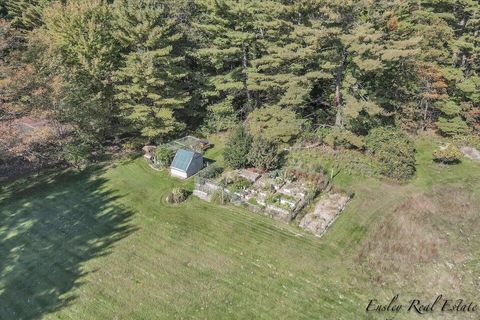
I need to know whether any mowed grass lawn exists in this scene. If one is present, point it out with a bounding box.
[1,136,480,319]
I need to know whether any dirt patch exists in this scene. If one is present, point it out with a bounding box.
[460,146,480,161]
[299,192,350,236]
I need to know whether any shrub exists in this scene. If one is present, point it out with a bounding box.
[63,137,95,169]
[298,125,316,143]
[227,177,252,192]
[315,127,332,144]
[154,146,174,168]
[451,134,480,150]
[436,116,470,136]
[365,127,416,180]
[122,137,145,151]
[198,164,224,179]
[210,189,230,205]
[247,137,280,171]
[266,169,282,179]
[433,144,462,164]
[324,128,364,149]
[165,188,188,204]
[223,126,252,169]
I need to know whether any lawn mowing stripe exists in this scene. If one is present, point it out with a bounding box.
[91,226,352,318]
[71,228,326,318]
[0,158,375,319]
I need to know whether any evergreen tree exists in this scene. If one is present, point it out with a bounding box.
[247,105,304,143]
[0,0,7,18]
[247,136,280,171]
[194,0,255,118]
[113,0,189,142]
[6,0,53,30]
[194,0,295,122]
[404,0,479,132]
[223,126,252,169]
[3,0,480,150]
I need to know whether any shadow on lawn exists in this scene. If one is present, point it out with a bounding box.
[0,165,137,319]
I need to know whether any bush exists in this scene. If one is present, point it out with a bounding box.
[451,134,480,150]
[433,144,462,164]
[266,169,282,179]
[247,137,280,171]
[63,137,95,169]
[324,128,364,149]
[227,177,252,192]
[315,127,332,144]
[198,164,224,179]
[223,126,252,169]
[365,127,416,180]
[122,137,145,151]
[154,146,174,168]
[165,188,188,204]
[210,190,230,205]
[436,116,470,136]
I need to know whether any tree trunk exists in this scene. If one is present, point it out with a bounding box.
[242,43,252,113]
[334,52,347,128]
[422,100,429,131]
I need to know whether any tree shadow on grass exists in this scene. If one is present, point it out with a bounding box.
[0,165,137,319]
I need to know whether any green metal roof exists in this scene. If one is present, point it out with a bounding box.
[170,149,195,171]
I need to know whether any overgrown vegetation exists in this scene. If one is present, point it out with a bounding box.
[226,177,252,193]
[365,128,416,180]
[432,144,462,164]
[154,146,174,168]
[197,163,223,179]
[165,187,188,204]
[210,189,230,205]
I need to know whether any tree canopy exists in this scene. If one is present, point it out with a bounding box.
[0,0,478,152]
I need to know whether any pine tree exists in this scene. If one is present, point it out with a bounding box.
[292,0,420,133]
[247,105,304,144]
[194,0,296,122]
[194,0,258,118]
[223,126,252,169]
[113,0,189,142]
[0,0,7,18]
[6,0,53,30]
[403,0,479,132]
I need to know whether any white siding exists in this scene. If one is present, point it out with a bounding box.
[170,168,188,179]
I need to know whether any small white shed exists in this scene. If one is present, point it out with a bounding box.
[170,149,204,179]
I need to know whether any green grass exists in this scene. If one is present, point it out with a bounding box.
[1,135,480,319]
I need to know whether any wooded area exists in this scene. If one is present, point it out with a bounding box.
[0,0,478,176]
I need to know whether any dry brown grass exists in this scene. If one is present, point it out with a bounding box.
[357,194,443,282]
[357,183,480,297]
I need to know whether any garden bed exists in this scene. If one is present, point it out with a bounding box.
[194,167,330,223]
[299,192,351,236]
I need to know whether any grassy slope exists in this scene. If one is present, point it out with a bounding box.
[0,135,479,319]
